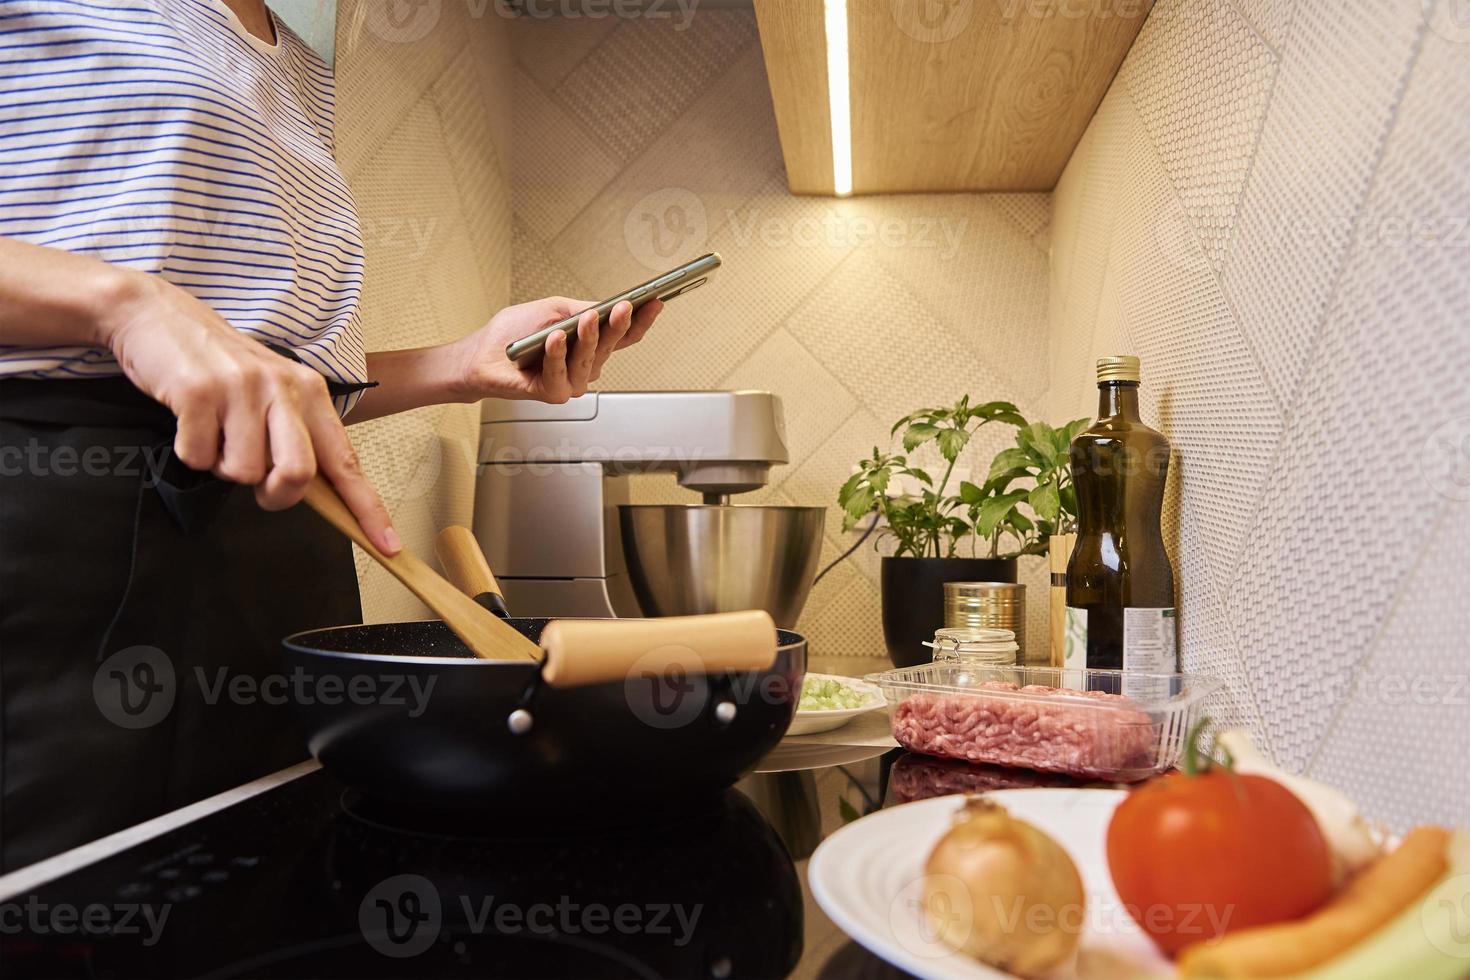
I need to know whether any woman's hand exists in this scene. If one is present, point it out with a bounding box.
[100,271,400,554]
[450,295,662,404]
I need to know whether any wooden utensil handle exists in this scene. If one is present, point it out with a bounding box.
[303,472,382,557]
[301,474,539,661]
[436,525,511,618]
[540,610,778,688]
[435,526,500,598]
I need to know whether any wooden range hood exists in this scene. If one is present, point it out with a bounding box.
[753,0,1152,195]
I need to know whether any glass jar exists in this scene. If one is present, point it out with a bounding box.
[926,627,1019,666]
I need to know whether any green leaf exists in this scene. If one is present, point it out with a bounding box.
[837,471,865,506]
[842,486,875,525]
[1018,422,1059,465]
[1029,482,1061,523]
[905,467,934,486]
[976,489,1028,538]
[901,422,940,452]
[986,447,1033,484]
[1059,484,1077,519]
[1009,510,1034,534]
[975,400,1027,427]
[1064,418,1090,443]
[936,426,970,461]
[958,480,986,505]
[868,466,890,495]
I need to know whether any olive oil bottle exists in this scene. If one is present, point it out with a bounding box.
[1064,356,1177,687]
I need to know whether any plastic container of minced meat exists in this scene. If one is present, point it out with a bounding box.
[864,664,1220,782]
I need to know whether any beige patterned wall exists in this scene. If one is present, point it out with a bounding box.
[1048,0,1469,828]
[331,1,514,622]
[507,9,1055,666]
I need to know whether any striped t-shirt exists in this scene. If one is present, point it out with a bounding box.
[0,0,367,403]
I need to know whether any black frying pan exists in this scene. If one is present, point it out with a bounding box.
[282,522,806,814]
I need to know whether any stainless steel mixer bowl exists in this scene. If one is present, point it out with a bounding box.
[619,505,826,628]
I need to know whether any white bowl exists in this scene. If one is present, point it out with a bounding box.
[788,673,886,735]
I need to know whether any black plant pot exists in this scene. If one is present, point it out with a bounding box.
[880,556,1019,668]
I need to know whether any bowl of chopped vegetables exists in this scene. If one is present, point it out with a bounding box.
[788,673,886,735]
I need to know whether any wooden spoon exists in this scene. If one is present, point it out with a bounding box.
[302,474,540,661]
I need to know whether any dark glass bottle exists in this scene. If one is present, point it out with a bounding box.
[1064,356,1177,687]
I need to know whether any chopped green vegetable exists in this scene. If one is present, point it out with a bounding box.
[798,677,872,711]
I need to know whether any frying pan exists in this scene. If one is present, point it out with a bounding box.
[282,521,807,814]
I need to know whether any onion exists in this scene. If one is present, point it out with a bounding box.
[923,796,1085,977]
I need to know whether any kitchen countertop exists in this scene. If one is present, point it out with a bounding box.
[0,718,1107,979]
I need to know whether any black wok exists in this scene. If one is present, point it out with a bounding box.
[282,618,805,814]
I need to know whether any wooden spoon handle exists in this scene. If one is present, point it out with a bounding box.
[301,475,538,661]
[435,525,510,618]
[540,610,778,688]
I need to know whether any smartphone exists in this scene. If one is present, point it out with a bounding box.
[505,252,722,366]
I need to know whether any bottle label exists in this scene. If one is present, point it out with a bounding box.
[1063,607,1088,687]
[1123,607,1177,700]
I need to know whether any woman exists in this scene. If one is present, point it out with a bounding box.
[0,0,662,870]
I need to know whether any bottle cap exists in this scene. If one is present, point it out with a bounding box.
[1097,355,1141,384]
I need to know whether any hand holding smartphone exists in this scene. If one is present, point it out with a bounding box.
[506,253,722,366]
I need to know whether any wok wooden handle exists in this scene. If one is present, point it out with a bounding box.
[435,525,510,618]
[539,610,778,688]
[302,475,539,661]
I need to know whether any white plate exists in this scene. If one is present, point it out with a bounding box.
[808,789,1172,980]
[789,673,886,735]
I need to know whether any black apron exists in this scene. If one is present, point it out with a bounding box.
[0,377,362,872]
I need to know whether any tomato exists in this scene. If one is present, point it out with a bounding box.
[1107,769,1334,955]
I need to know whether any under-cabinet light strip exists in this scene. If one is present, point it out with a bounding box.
[824,0,852,196]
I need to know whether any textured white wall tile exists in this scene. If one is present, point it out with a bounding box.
[434,46,513,303]
[511,67,623,243]
[1220,0,1425,408]
[335,0,480,166]
[1049,0,1467,824]
[861,195,1051,405]
[552,15,760,164]
[509,13,621,91]
[1229,15,1470,778]
[1121,0,1277,271]
[509,221,593,305]
[1307,501,1469,830]
[335,4,512,623]
[1227,0,1296,50]
[547,42,783,290]
[720,329,857,470]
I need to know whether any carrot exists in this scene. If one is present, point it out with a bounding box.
[1176,825,1452,979]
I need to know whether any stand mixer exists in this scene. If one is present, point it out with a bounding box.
[473,391,825,628]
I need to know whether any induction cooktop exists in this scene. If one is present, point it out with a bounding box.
[0,768,804,979]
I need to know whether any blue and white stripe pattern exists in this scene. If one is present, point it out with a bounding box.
[0,0,367,403]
